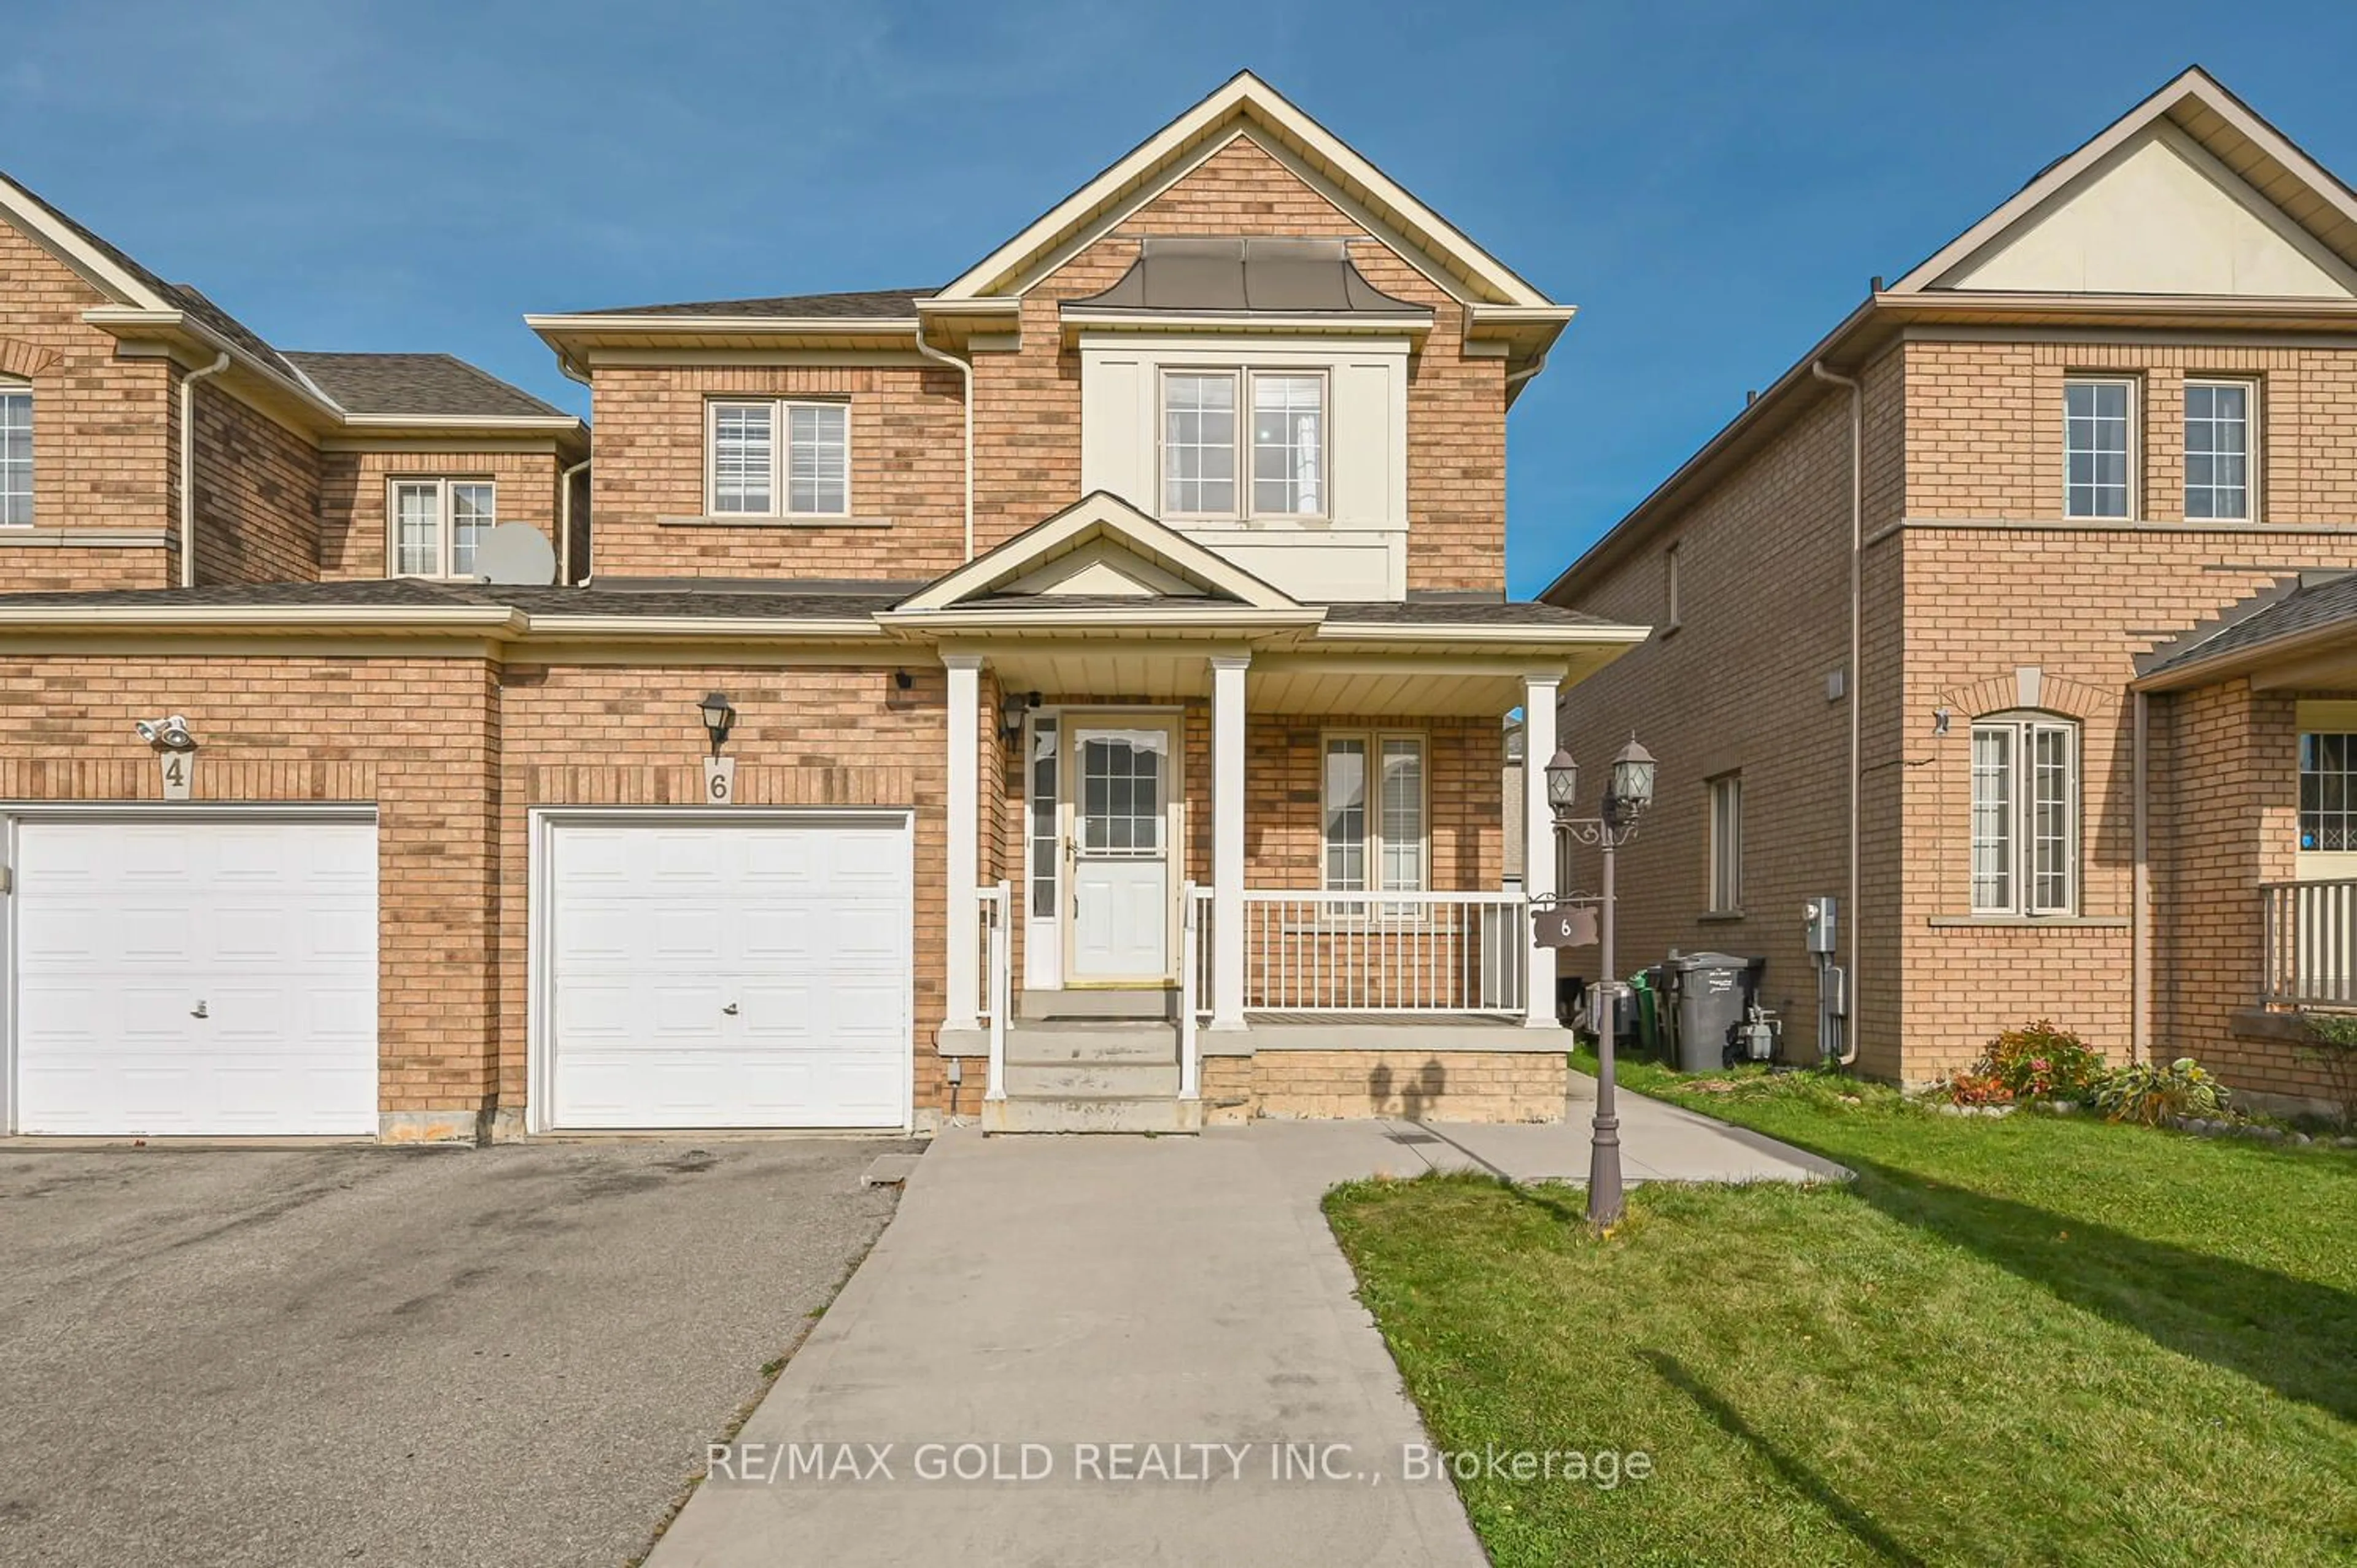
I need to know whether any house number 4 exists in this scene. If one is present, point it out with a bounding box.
[160,751,195,801]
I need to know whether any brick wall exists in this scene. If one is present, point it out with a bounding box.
[0,651,503,1115]
[1212,1050,1565,1121]
[972,134,1509,591]
[180,375,320,584]
[1554,347,1906,1071]
[320,449,566,579]
[586,363,965,579]
[0,218,178,590]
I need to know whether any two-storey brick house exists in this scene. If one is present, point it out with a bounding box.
[1542,68,2357,1112]
[0,74,1641,1140]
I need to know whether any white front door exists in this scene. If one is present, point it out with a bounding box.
[11,814,380,1136]
[1066,724,1175,983]
[546,816,911,1130]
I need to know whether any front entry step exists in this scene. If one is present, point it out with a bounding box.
[981,1095,1204,1135]
[1017,988,1174,1022]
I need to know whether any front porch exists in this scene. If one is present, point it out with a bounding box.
[885,492,1643,1130]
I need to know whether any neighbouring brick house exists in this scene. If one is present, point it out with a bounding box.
[0,74,1641,1141]
[1542,67,2357,1112]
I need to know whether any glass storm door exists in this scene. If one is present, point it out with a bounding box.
[1066,724,1174,982]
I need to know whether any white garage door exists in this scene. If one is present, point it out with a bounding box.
[11,816,379,1136]
[546,816,911,1129]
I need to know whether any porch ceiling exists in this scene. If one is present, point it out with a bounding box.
[1248,663,1528,716]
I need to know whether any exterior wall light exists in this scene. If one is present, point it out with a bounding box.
[1001,690,1039,740]
[698,692,737,755]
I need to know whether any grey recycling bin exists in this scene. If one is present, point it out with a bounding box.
[1662,952,1753,1073]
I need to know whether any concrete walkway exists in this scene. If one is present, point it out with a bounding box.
[648,1084,1837,1567]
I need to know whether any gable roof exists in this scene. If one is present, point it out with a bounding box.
[930,71,1560,311]
[0,164,579,439]
[894,491,1304,614]
[281,352,570,420]
[1890,66,2357,295]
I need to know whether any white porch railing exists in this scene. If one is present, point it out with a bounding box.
[1180,882,1210,1097]
[2262,878,2357,1007]
[1239,890,1528,1014]
[975,882,1011,1101]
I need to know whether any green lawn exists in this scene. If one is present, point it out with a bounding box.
[1324,1057,2357,1567]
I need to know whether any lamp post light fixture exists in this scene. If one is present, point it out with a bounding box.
[1546,734,1656,1227]
[697,692,737,756]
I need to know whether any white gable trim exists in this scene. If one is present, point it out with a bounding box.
[1892,67,2357,296]
[932,72,1555,310]
[0,173,172,309]
[896,491,1302,613]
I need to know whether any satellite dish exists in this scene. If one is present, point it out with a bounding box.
[474,522,557,586]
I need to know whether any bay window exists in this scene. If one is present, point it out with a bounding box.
[1161,369,1325,520]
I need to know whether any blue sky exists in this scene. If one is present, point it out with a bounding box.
[4,1,2353,593]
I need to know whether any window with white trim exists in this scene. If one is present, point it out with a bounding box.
[1707,773,1741,913]
[708,399,848,517]
[390,477,495,578]
[0,382,29,526]
[2184,379,2254,521]
[1323,732,1426,902]
[2064,377,2134,519]
[1161,369,1325,520]
[2298,731,2357,851]
[1970,714,2076,915]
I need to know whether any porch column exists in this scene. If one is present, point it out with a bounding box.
[943,652,983,1032]
[1210,654,1249,1029]
[1523,672,1562,1029]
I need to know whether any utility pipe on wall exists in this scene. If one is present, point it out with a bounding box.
[1812,359,1863,1065]
[178,351,232,589]
[913,325,975,562]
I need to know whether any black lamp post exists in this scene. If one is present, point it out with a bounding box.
[1546,735,1656,1227]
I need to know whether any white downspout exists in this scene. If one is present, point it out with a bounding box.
[178,352,231,589]
[1813,360,1863,1065]
[558,457,590,585]
[913,324,975,562]
[2132,689,2150,1064]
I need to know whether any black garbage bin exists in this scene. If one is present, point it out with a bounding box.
[1662,952,1754,1073]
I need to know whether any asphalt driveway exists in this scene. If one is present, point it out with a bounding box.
[0,1138,910,1567]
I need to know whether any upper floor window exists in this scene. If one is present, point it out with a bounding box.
[2064,377,2134,519]
[0,383,29,526]
[1161,369,1325,521]
[2185,379,2254,521]
[392,478,495,578]
[708,399,848,517]
[1971,714,2077,916]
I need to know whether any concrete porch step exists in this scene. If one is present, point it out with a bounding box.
[1003,1021,1177,1064]
[981,1095,1204,1135]
[1016,988,1174,1022]
[1003,1059,1181,1097]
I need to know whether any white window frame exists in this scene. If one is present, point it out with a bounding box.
[704,398,851,519]
[1322,730,1428,917]
[1706,773,1741,914]
[1970,713,2078,916]
[1158,367,1329,524]
[2183,377,2258,523]
[387,476,497,579]
[2063,376,2137,520]
[0,377,29,527]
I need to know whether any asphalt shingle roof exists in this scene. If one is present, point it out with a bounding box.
[1322,600,1624,627]
[0,579,902,620]
[281,353,569,419]
[2139,572,2357,679]
[573,288,937,319]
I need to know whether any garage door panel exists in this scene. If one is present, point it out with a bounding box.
[548,817,910,1130]
[13,817,379,1137]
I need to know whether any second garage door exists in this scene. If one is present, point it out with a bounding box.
[546,816,911,1130]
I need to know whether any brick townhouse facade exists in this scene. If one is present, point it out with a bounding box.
[1543,68,2357,1111]
[0,74,1644,1141]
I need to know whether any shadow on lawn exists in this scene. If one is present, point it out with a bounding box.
[1639,1351,1928,1568]
[1839,1152,2357,1423]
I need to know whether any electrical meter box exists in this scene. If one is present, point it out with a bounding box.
[1804,897,1838,956]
